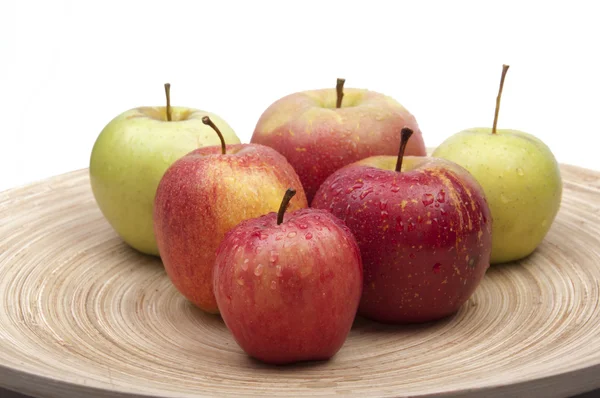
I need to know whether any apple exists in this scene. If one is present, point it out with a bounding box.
[250,78,427,203]
[213,188,363,364]
[90,83,240,256]
[154,117,308,313]
[432,65,563,263]
[312,128,492,324]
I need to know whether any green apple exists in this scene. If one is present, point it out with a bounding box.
[432,65,562,264]
[89,83,240,256]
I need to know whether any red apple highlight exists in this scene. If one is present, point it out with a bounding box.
[154,117,308,314]
[214,188,363,365]
[312,128,492,324]
[250,78,427,203]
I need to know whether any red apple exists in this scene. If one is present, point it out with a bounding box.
[250,78,427,203]
[312,128,492,324]
[213,188,363,365]
[154,117,308,314]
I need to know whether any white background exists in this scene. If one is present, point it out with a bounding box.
[1,0,599,192]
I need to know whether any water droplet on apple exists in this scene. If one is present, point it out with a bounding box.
[409,252,416,259]
[241,259,249,271]
[255,246,263,254]
[275,234,283,241]
[517,167,524,176]
[298,223,308,229]
[360,188,374,199]
[237,278,245,286]
[381,210,389,220]
[352,182,364,190]
[254,264,264,276]
[433,263,441,274]
[440,208,447,216]
[287,231,297,238]
[395,217,404,232]
[437,190,446,203]
[408,221,416,232]
[391,186,400,193]
[422,193,435,207]
[270,280,277,290]
[269,250,279,263]
[276,265,283,277]
[259,233,268,240]
[330,183,339,190]
[379,199,388,210]
[305,232,313,240]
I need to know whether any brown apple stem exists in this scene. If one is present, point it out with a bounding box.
[202,116,226,154]
[492,64,510,134]
[336,78,345,108]
[395,127,414,172]
[164,83,172,121]
[277,188,296,225]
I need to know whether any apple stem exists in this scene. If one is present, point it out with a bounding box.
[395,127,414,172]
[336,78,345,108]
[164,83,172,122]
[492,64,510,135]
[277,188,296,225]
[202,116,227,155]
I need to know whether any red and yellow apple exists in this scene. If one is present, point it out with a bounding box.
[250,79,427,203]
[312,128,492,323]
[214,189,363,364]
[154,118,308,314]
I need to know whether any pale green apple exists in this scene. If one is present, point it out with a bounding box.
[432,128,562,264]
[89,105,240,256]
[433,65,563,264]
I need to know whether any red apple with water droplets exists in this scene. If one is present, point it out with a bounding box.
[250,78,427,203]
[214,189,363,364]
[312,128,492,323]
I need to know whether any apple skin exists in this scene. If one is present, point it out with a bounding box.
[213,207,363,365]
[250,88,427,203]
[432,128,562,264]
[154,144,308,314]
[90,106,240,256]
[312,155,492,324]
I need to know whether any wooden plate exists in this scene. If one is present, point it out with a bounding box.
[1,165,599,398]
